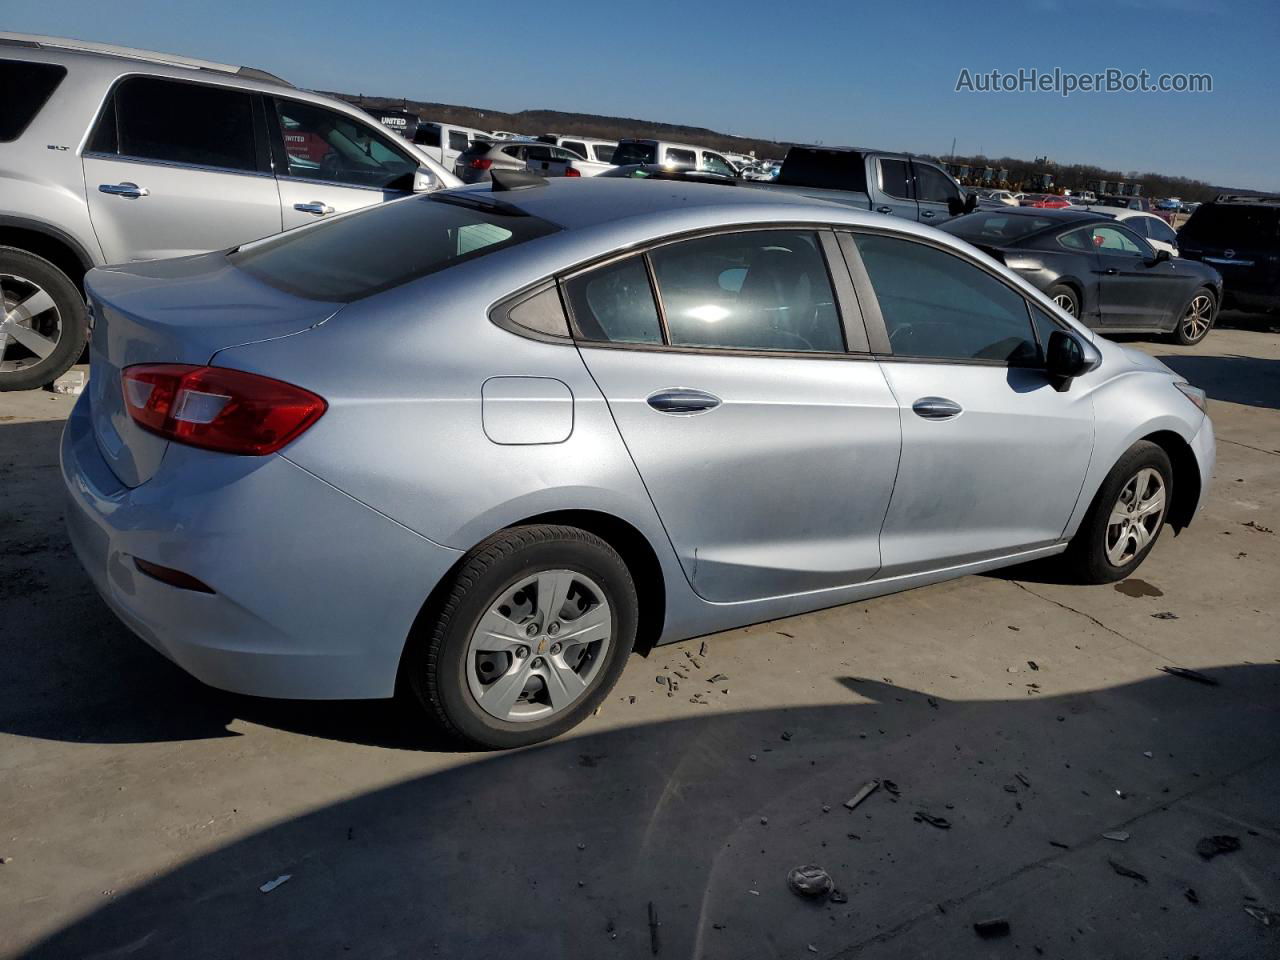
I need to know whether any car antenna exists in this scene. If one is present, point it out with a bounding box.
[491,169,548,192]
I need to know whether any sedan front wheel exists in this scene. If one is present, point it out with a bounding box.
[1175,289,1216,345]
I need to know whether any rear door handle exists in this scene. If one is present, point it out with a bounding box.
[876,206,893,214]
[921,210,936,218]
[912,396,963,420]
[99,182,148,199]
[294,201,335,215]
[647,388,721,415]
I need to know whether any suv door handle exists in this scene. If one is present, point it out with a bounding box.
[647,388,721,415]
[294,201,335,215]
[99,182,148,199]
[876,206,893,214]
[912,396,963,420]
[921,210,936,218]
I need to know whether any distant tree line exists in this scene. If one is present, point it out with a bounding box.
[332,92,1269,200]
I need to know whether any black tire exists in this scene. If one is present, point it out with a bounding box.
[1046,283,1080,319]
[0,246,87,392]
[1063,441,1173,584]
[1172,287,1216,345]
[403,524,638,749]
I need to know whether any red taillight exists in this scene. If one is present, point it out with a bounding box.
[564,166,581,178]
[469,156,493,170]
[121,364,327,456]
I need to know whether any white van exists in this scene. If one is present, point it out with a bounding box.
[611,139,736,176]
[538,135,618,164]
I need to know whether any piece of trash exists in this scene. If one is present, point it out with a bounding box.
[1184,888,1199,905]
[1244,904,1278,926]
[1142,751,1152,758]
[787,864,834,898]
[829,888,848,904]
[973,918,1011,939]
[1048,840,1069,849]
[689,694,708,705]
[707,673,729,683]
[673,669,687,679]
[655,676,667,686]
[1016,773,1031,788]
[577,842,586,850]
[927,697,938,709]
[1107,859,1147,884]
[778,631,794,638]
[1195,835,1241,860]
[259,874,292,893]
[648,900,660,955]
[684,652,701,669]
[1115,789,1127,799]
[760,817,768,825]
[913,811,951,829]
[628,696,636,704]
[1027,660,1039,671]
[0,856,13,864]
[698,641,707,657]
[1151,611,1179,620]
[1008,625,1020,631]
[749,754,758,762]
[49,370,86,396]
[1242,520,1273,534]
[1003,784,1019,794]
[781,731,792,741]
[821,804,831,813]
[882,779,901,797]
[1159,666,1219,685]
[1103,831,1130,842]
[748,889,760,896]
[807,945,818,954]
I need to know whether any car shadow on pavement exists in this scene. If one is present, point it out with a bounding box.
[1154,353,1280,411]
[18,664,1280,960]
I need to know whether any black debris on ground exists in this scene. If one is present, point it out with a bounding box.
[1107,858,1148,884]
[973,918,1011,939]
[1185,888,1200,905]
[1151,611,1180,620]
[1195,835,1241,860]
[786,864,834,899]
[647,901,660,955]
[913,811,951,829]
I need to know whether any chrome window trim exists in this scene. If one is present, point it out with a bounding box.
[81,150,276,179]
[274,173,400,194]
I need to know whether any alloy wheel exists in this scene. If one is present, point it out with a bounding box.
[1053,292,1077,316]
[1105,468,1167,566]
[465,569,612,722]
[1181,294,1214,342]
[0,274,62,373]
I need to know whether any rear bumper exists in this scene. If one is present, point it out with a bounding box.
[61,393,463,700]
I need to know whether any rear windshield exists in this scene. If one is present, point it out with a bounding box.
[612,142,657,165]
[776,149,868,192]
[230,195,559,301]
[942,212,1057,243]
[0,60,67,142]
[1180,204,1280,247]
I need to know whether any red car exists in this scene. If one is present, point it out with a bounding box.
[1022,194,1071,208]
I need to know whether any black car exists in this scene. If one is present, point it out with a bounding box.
[941,208,1223,344]
[1177,196,1280,313]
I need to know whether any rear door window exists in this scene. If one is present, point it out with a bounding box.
[612,141,657,165]
[664,148,697,168]
[0,60,67,142]
[879,159,913,199]
[93,76,259,172]
[230,194,559,301]
[413,123,442,148]
[701,152,734,176]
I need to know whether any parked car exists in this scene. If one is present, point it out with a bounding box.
[738,161,780,181]
[1098,209,1181,257]
[1023,194,1071,209]
[1098,194,1158,215]
[1177,195,1280,312]
[611,139,737,176]
[62,174,1214,748]
[1156,198,1183,211]
[942,208,1222,343]
[744,145,977,224]
[537,135,618,164]
[413,121,493,171]
[455,141,610,183]
[986,190,1019,207]
[0,32,459,391]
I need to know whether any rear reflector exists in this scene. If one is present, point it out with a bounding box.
[134,557,215,593]
[122,364,326,455]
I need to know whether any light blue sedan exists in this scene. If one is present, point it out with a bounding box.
[62,173,1214,748]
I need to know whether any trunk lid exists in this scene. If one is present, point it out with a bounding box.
[86,251,340,488]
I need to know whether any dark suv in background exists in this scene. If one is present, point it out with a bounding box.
[1178,196,1280,312]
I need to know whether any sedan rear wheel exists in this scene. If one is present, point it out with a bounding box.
[1046,283,1079,319]
[404,524,637,749]
[1063,441,1172,583]
[1175,289,1216,345]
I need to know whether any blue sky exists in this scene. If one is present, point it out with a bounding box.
[9,0,1278,190]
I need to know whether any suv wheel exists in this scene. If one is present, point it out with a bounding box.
[1063,441,1172,584]
[403,525,638,749]
[0,247,87,392]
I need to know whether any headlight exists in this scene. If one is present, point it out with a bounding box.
[1174,381,1207,412]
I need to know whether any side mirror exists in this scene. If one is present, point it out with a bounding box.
[1045,330,1100,390]
[1149,248,1171,265]
[413,166,439,193]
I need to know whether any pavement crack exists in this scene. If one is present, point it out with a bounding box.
[1217,436,1280,457]
[1008,580,1171,663]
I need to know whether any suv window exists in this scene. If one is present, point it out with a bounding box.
[562,141,587,159]
[701,152,734,176]
[274,99,416,189]
[230,194,559,301]
[914,164,960,204]
[448,130,471,152]
[664,148,696,168]
[650,231,845,353]
[879,159,913,200]
[91,77,258,172]
[0,60,67,142]
[854,234,1038,363]
[592,144,615,162]
[1180,204,1280,247]
[776,148,868,191]
[1148,218,1177,244]
[414,123,442,148]
[613,141,657,165]
[565,256,662,344]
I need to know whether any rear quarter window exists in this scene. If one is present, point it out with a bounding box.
[0,60,67,142]
[229,195,559,301]
[612,142,657,165]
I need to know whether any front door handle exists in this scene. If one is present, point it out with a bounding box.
[99,182,148,199]
[647,388,721,415]
[1105,267,1118,275]
[294,201,335,215]
[876,205,893,214]
[912,396,963,420]
[921,210,936,218]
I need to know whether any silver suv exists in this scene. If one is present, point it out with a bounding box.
[0,33,459,391]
